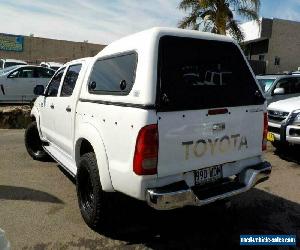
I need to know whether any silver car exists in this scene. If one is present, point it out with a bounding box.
[256,74,300,105]
[0,65,55,103]
[0,59,27,69]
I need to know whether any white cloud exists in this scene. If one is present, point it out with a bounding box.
[0,0,185,44]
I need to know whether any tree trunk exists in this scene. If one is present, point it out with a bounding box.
[215,0,227,35]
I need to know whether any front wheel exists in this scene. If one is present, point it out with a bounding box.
[24,121,48,161]
[76,152,110,229]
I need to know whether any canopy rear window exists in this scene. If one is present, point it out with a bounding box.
[157,36,264,111]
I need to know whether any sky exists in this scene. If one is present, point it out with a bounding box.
[0,0,300,45]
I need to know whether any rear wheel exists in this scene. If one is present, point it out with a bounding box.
[24,121,48,161]
[76,152,110,229]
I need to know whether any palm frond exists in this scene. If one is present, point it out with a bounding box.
[228,19,245,42]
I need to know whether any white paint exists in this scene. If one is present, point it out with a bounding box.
[31,27,266,203]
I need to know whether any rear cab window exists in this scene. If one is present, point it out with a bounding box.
[157,36,265,111]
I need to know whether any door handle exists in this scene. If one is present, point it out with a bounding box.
[66,106,71,112]
[50,104,54,109]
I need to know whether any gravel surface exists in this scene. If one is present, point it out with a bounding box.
[0,129,299,249]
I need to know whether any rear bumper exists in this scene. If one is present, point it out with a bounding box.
[146,161,271,210]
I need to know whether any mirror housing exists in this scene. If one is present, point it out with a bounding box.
[7,74,17,79]
[33,85,45,96]
[273,88,285,95]
[88,81,96,91]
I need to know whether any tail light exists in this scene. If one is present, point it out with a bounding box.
[262,112,268,151]
[133,124,158,175]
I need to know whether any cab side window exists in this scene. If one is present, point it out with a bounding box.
[9,67,35,78]
[35,67,55,78]
[275,78,300,94]
[89,52,137,95]
[60,64,82,97]
[45,68,65,97]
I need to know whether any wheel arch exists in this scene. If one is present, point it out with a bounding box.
[74,123,114,192]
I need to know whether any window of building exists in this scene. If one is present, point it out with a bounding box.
[259,55,265,61]
[45,68,65,97]
[275,57,280,66]
[89,52,137,95]
[61,64,82,97]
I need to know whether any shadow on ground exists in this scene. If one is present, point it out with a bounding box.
[54,164,300,249]
[86,189,299,250]
[274,145,300,167]
[0,185,63,204]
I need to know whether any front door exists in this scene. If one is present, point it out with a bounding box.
[39,68,65,141]
[51,64,83,156]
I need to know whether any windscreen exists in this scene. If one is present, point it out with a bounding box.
[257,78,275,92]
[0,65,18,75]
[157,36,265,111]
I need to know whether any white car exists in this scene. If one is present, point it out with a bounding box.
[0,59,27,69]
[0,65,55,103]
[25,27,271,230]
[40,62,63,71]
[267,96,300,147]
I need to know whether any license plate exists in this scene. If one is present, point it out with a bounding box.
[194,165,222,186]
[267,132,275,142]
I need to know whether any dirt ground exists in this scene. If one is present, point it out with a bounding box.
[0,129,299,249]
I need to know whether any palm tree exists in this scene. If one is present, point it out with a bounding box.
[178,0,260,41]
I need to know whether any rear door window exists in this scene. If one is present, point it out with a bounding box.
[35,67,55,78]
[157,36,264,111]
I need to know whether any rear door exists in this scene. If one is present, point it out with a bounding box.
[156,36,265,177]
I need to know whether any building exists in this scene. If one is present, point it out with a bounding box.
[241,18,300,74]
[0,33,105,65]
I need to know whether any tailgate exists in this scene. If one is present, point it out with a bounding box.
[157,106,264,177]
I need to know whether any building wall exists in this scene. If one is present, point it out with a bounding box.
[267,19,300,73]
[0,35,105,64]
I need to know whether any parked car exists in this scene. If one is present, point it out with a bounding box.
[25,27,271,230]
[256,74,300,105]
[267,96,300,148]
[0,65,55,103]
[0,59,27,69]
[40,62,63,71]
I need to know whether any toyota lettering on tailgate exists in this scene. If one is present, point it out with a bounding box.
[182,134,248,160]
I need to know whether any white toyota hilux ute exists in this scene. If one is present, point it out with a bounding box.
[267,96,300,147]
[25,27,271,229]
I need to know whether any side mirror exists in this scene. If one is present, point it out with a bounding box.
[88,81,96,91]
[33,85,45,96]
[7,74,17,79]
[273,88,285,95]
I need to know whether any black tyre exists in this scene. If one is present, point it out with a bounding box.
[76,152,110,229]
[24,121,48,161]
